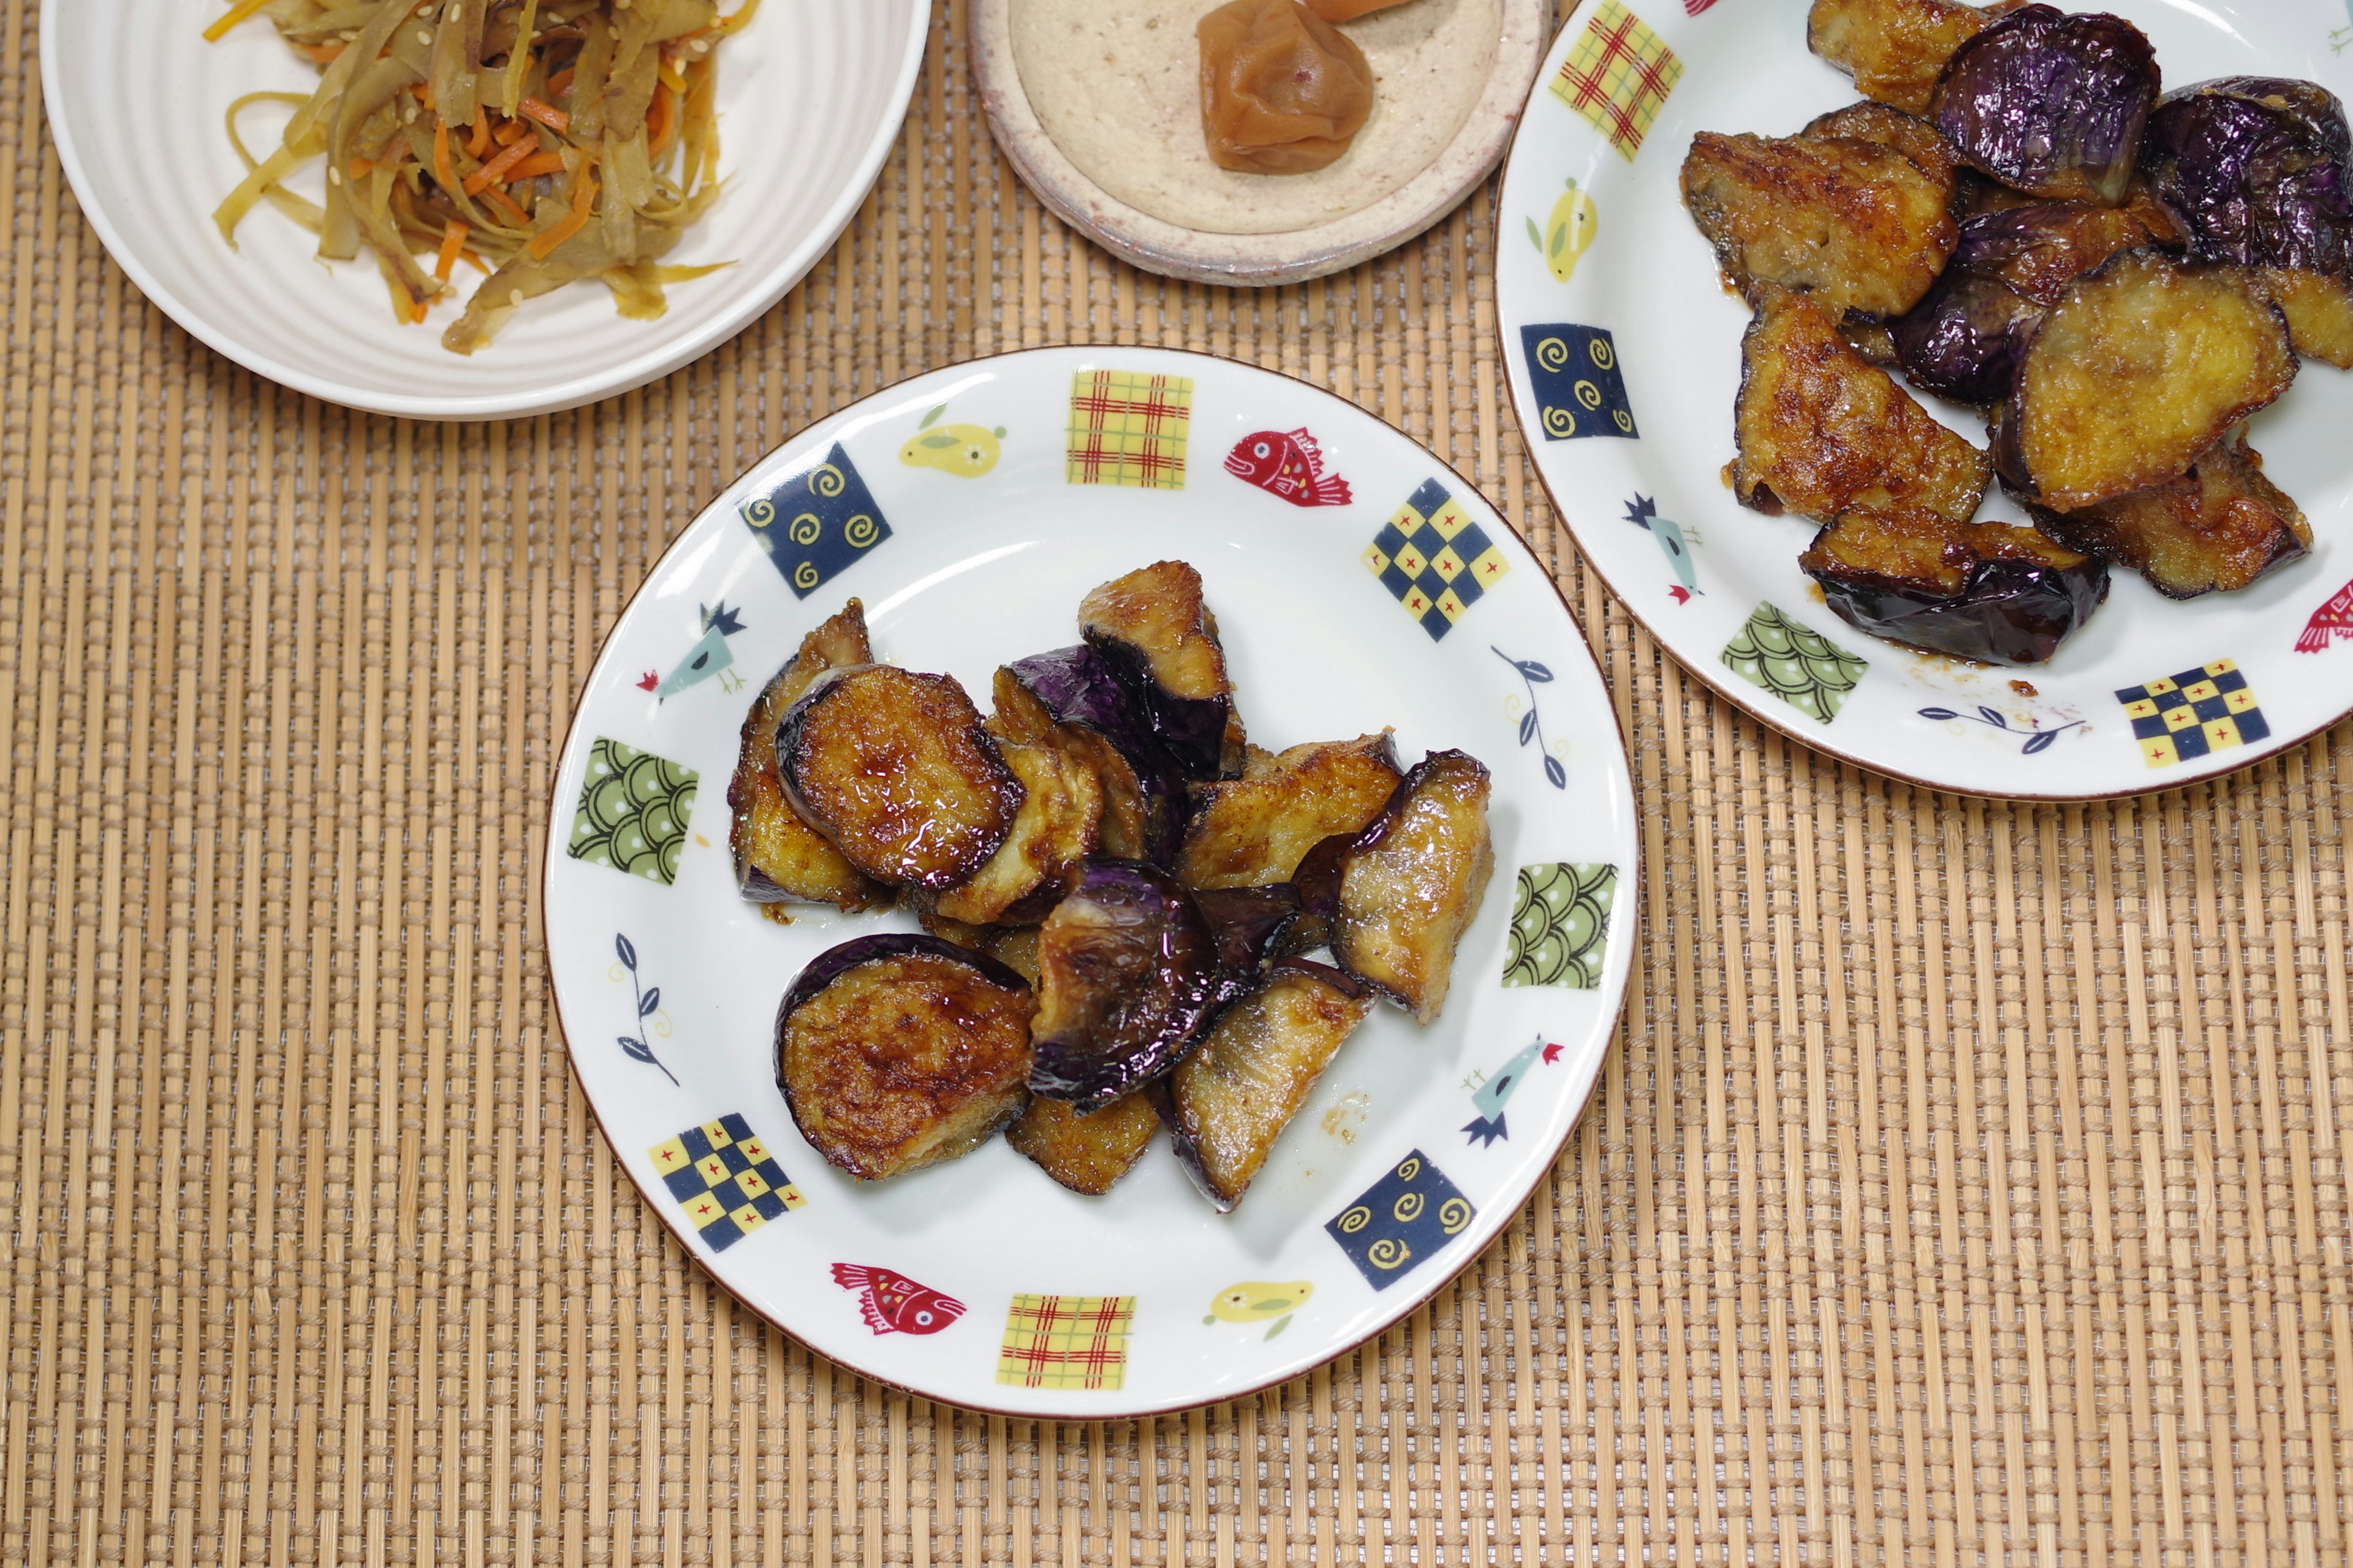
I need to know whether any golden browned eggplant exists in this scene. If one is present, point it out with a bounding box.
[2031,430,2309,599]
[776,934,1035,1181]
[1078,560,1246,778]
[1808,0,1994,116]
[1169,960,1374,1211]
[1296,751,1493,1025]
[1681,129,1958,320]
[1800,512,2107,664]
[926,738,1104,926]
[1007,1093,1161,1196]
[1175,732,1402,890]
[1733,284,1990,529]
[727,600,890,917]
[778,665,1024,891]
[1802,100,1966,189]
[2257,267,2353,368]
[1993,249,2295,510]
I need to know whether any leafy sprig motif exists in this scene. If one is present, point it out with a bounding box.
[1918,704,2086,756]
[1493,646,1568,789]
[613,933,678,1085]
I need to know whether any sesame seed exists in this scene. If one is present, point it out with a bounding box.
[415,28,433,45]
[509,289,526,306]
[688,37,708,52]
[328,167,343,186]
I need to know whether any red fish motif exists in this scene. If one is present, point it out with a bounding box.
[2298,575,2353,653]
[830,1263,966,1336]
[1223,428,1352,507]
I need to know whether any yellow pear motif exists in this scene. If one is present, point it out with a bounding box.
[900,404,1005,477]
[1531,178,1599,284]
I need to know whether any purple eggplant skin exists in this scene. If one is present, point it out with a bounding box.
[1002,646,1188,865]
[2144,78,2353,276]
[1806,550,2110,665]
[1192,884,1303,980]
[1028,860,1224,1109]
[1931,7,2159,206]
[775,933,1031,1037]
[1891,265,2038,404]
[1081,631,1232,781]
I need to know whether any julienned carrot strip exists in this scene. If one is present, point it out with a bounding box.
[518,97,570,134]
[462,136,533,194]
[468,107,491,160]
[646,86,673,157]
[435,220,469,283]
[494,116,530,145]
[480,185,529,226]
[347,157,374,178]
[433,123,453,191]
[546,69,574,98]
[509,151,567,180]
[299,41,344,63]
[202,0,273,44]
[526,165,595,259]
[387,268,420,325]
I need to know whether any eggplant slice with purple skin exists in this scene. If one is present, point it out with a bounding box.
[728,600,891,917]
[1007,1091,1162,1196]
[1176,732,1403,892]
[1028,860,1226,1108]
[2143,77,2353,366]
[778,664,1024,892]
[1931,6,2159,206]
[1801,513,2107,665]
[1192,884,1305,979]
[2029,429,2310,599]
[776,934,1036,1182]
[1295,751,1494,1026]
[1169,959,1376,1211]
[993,648,1188,866]
[1078,561,1246,779]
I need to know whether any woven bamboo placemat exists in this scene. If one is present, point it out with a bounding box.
[7,1,2351,1561]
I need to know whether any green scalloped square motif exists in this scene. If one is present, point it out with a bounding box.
[567,737,699,887]
[1722,603,1867,724]
[1504,863,1618,990]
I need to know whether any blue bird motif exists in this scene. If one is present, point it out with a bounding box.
[646,603,748,701]
[1461,1036,1562,1146]
[1624,494,1700,602]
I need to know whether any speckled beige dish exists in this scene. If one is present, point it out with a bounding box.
[974,0,1550,285]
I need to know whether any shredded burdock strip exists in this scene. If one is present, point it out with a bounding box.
[209,0,746,354]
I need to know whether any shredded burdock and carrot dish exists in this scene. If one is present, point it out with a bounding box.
[210,0,751,354]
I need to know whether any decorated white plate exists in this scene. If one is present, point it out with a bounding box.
[542,346,1639,1416]
[41,0,927,420]
[1495,0,2353,799]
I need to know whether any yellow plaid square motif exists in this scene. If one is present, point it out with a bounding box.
[1551,2,1683,161]
[2116,659,2268,770]
[1066,371,1192,490]
[996,1295,1135,1392]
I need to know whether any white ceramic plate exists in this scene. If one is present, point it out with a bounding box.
[1496,0,2353,799]
[542,346,1637,1416]
[971,0,1547,286]
[41,0,928,419]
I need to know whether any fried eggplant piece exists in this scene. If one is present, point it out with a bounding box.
[1169,960,1375,1211]
[728,602,890,917]
[1801,512,2107,663]
[2145,78,2353,273]
[1078,561,1246,778]
[778,665,1023,891]
[1892,198,2170,403]
[994,651,1185,865]
[1993,249,2296,509]
[1007,1092,1161,1196]
[1808,0,1992,116]
[776,934,1035,1182]
[1192,885,1305,979]
[1296,751,1493,1025]
[926,739,1104,926]
[1932,6,2159,205]
[1734,284,1991,527]
[1028,860,1223,1108]
[1681,131,1958,319]
[1175,733,1402,891]
[2259,267,2353,368]
[1803,100,1966,190]
[2031,430,2309,598]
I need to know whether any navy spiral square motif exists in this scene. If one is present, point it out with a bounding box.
[741,443,893,599]
[1520,324,1637,441]
[1325,1149,1476,1290]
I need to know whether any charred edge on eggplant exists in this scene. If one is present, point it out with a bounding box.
[1077,561,1243,780]
[775,934,1035,1183]
[1028,860,1224,1108]
[1931,6,2159,206]
[776,664,1023,892]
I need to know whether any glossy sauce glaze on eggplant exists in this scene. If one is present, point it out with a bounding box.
[1176,733,1403,890]
[1800,512,2107,664]
[993,649,1187,866]
[1007,1091,1162,1196]
[2029,429,2310,598]
[1026,860,1226,1108]
[1931,6,2159,205]
[1077,560,1246,779]
[776,934,1036,1181]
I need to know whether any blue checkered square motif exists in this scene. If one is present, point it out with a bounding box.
[646,1113,805,1252]
[2114,659,2269,770]
[1362,479,1513,642]
[740,443,893,599]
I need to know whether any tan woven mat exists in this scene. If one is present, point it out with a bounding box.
[9,1,2353,1561]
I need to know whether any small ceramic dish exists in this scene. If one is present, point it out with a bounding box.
[543,345,1637,1416]
[41,0,929,420]
[1494,0,2353,800]
[972,0,1548,286]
